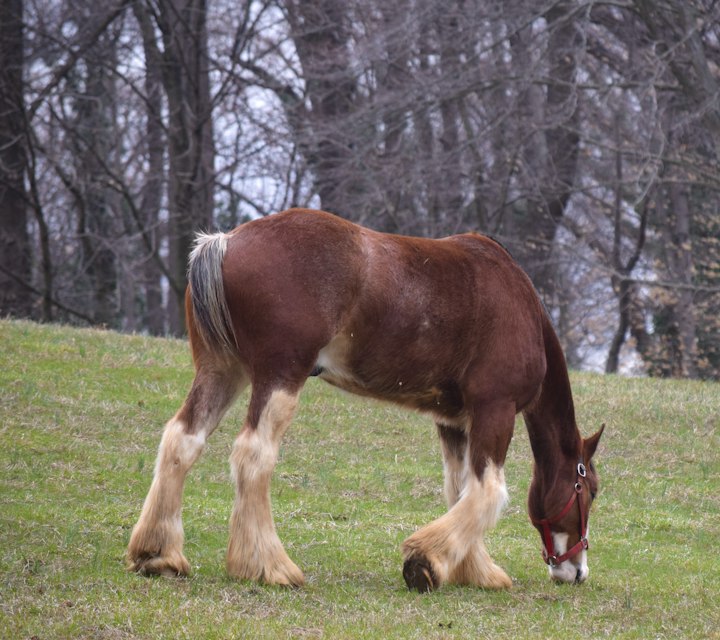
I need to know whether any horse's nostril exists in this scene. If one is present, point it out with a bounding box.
[575,568,582,584]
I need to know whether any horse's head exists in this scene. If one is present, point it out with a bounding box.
[529,424,604,584]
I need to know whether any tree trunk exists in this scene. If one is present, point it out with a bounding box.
[73,30,120,328]
[435,1,465,234]
[0,0,32,318]
[133,1,166,335]
[508,3,582,298]
[375,0,412,231]
[156,0,215,334]
[286,0,359,217]
[606,279,630,374]
[667,182,699,378]
[605,120,652,375]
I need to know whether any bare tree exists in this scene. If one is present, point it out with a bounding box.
[0,0,31,318]
[285,0,361,216]
[132,1,166,335]
[611,0,720,378]
[150,0,215,333]
[502,1,583,296]
[69,19,122,327]
[9,0,719,378]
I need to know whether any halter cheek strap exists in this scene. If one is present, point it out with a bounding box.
[530,463,589,567]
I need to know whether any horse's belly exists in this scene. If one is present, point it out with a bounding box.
[314,333,361,391]
[313,332,468,423]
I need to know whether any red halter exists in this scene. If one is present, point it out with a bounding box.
[530,463,589,567]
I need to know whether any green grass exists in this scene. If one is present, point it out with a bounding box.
[1,319,719,639]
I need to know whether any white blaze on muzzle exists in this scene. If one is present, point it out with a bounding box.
[547,531,590,583]
[530,463,590,582]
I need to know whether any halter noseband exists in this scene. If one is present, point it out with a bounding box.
[530,462,589,567]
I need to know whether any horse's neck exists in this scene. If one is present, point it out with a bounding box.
[523,315,582,482]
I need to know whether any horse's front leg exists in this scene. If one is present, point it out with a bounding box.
[436,423,468,508]
[401,402,515,592]
[127,368,243,576]
[226,386,305,587]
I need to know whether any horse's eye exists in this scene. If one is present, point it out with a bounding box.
[590,491,597,501]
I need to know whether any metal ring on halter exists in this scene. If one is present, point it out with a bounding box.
[577,463,587,477]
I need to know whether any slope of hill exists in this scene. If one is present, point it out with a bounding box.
[1,319,718,638]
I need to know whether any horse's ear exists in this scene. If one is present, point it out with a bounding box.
[583,423,605,462]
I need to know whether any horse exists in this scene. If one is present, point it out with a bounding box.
[126,208,604,591]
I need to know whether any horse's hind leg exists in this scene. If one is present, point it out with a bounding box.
[226,384,304,587]
[402,402,515,592]
[127,366,245,576]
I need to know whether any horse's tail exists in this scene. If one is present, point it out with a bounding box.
[187,232,236,352]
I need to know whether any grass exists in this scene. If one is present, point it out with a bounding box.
[0,318,719,639]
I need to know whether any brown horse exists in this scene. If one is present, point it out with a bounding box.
[127,208,604,591]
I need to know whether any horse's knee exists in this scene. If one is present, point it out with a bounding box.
[230,428,276,486]
[231,388,299,482]
[158,419,206,473]
[465,461,508,532]
[255,388,300,437]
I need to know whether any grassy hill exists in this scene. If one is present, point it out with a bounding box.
[1,319,718,639]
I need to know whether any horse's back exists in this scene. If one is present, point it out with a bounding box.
[347,229,546,409]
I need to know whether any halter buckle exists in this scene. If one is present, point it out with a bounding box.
[577,463,587,477]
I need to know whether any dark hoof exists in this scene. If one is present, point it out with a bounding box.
[403,556,437,593]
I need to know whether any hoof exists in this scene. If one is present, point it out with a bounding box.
[263,564,305,588]
[227,552,305,588]
[127,552,190,578]
[478,563,513,590]
[403,555,438,593]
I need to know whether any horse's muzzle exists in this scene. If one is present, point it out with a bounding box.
[549,559,588,584]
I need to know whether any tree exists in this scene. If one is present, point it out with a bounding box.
[142,0,215,333]
[131,0,166,334]
[503,1,583,296]
[0,0,31,318]
[69,19,122,328]
[8,0,719,378]
[285,0,359,217]
[592,0,720,378]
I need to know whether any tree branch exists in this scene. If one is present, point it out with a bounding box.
[27,0,132,121]
[0,264,95,324]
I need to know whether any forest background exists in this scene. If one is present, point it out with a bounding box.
[1,0,719,379]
